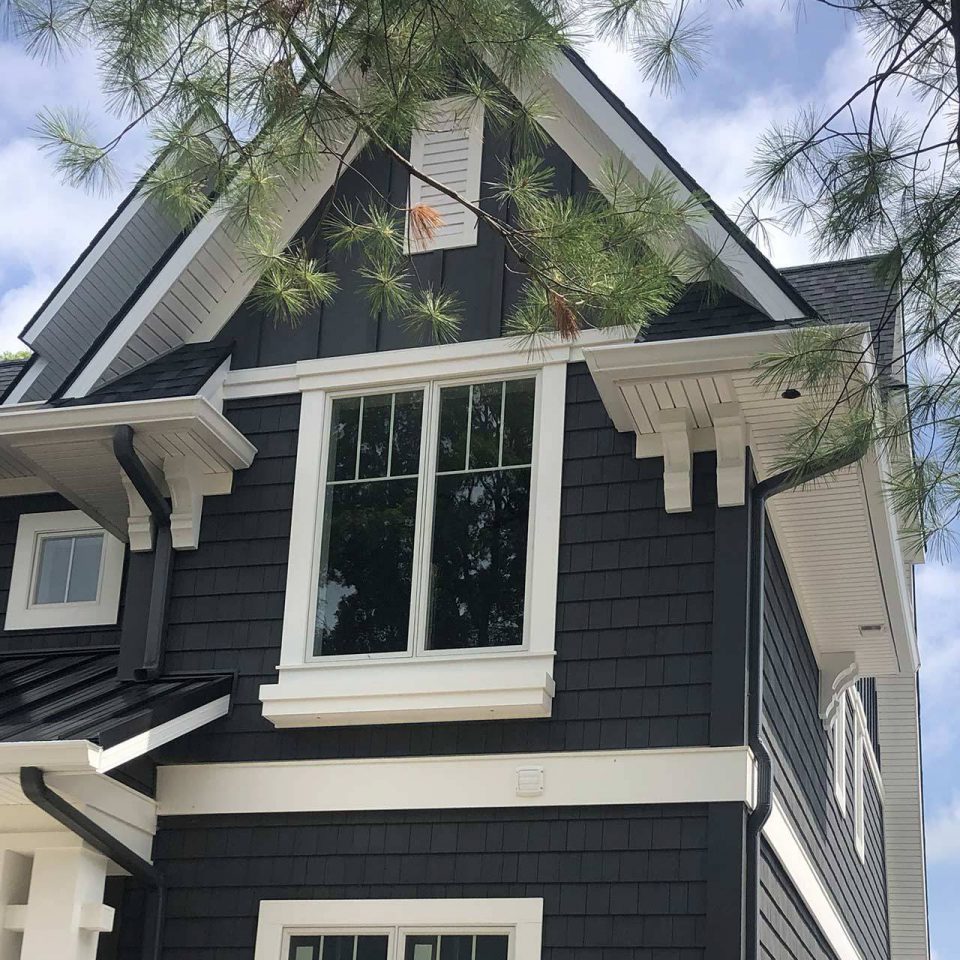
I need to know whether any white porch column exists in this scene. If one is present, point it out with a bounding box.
[15,846,114,960]
[0,849,32,960]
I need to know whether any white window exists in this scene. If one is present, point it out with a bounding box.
[254,899,543,960]
[831,690,847,814]
[260,342,569,728]
[4,510,125,630]
[406,99,484,253]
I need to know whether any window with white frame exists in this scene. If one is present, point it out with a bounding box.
[255,898,543,960]
[314,377,535,657]
[260,344,570,728]
[4,510,125,631]
[831,690,847,814]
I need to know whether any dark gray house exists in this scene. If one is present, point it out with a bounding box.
[0,50,927,960]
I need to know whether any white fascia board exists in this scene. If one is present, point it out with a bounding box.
[4,358,47,406]
[859,452,920,674]
[535,54,809,322]
[156,746,757,816]
[0,395,256,469]
[223,327,634,400]
[22,193,151,347]
[763,797,865,960]
[0,741,102,776]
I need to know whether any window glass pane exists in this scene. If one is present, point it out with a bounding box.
[438,936,475,960]
[474,938,508,960]
[405,936,438,960]
[468,381,502,470]
[34,536,73,605]
[315,478,419,655]
[323,936,358,960]
[437,385,469,472]
[390,391,424,477]
[356,936,389,960]
[501,379,535,466]
[330,396,361,481]
[359,393,393,480]
[66,534,103,602]
[289,939,319,960]
[427,469,530,649]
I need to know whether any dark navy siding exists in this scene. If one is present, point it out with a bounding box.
[0,491,125,653]
[113,805,708,960]
[157,362,718,763]
[759,841,838,960]
[762,527,889,960]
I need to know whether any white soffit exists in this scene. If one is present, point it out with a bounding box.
[584,328,919,678]
[0,396,256,542]
[61,55,810,401]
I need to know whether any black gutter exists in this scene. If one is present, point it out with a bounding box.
[744,452,864,960]
[19,766,165,960]
[113,425,174,680]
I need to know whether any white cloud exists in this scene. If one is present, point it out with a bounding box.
[926,795,960,864]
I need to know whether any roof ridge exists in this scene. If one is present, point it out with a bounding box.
[781,253,885,273]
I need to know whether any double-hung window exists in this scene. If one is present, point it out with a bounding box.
[261,345,568,728]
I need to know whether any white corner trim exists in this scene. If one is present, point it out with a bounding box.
[255,898,544,960]
[3,510,125,631]
[762,797,865,960]
[97,695,231,773]
[831,693,847,815]
[155,746,757,816]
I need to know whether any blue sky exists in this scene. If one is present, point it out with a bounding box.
[0,2,955,955]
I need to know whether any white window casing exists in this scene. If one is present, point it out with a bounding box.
[4,510,125,630]
[406,99,484,253]
[854,718,866,861]
[254,898,544,960]
[260,348,568,727]
[832,690,847,814]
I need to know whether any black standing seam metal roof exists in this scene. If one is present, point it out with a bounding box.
[52,342,232,408]
[0,648,231,747]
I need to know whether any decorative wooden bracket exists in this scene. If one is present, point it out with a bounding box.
[710,401,746,507]
[819,651,860,726]
[654,408,695,513]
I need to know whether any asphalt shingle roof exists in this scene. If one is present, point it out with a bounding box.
[53,342,232,408]
[0,359,28,395]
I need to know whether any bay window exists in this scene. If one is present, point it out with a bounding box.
[260,342,568,728]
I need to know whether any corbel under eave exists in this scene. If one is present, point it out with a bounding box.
[819,651,860,727]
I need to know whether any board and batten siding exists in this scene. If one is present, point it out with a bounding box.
[155,362,717,764]
[109,804,709,960]
[762,526,890,960]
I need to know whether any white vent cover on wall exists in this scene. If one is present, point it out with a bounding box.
[406,98,484,252]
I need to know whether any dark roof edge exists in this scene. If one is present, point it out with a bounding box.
[781,253,886,273]
[562,48,819,321]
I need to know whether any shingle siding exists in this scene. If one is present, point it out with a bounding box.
[112,805,708,960]
[763,525,890,960]
[759,840,838,960]
[156,362,717,763]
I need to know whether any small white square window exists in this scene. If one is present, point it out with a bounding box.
[5,510,125,631]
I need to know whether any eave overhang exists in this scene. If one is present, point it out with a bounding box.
[584,327,920,681]
[0,394,256,548]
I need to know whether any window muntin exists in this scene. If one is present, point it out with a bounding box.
[285,932,509,960]
[312,376,536,660]
[404,934,508,960]
[33,532,104,605]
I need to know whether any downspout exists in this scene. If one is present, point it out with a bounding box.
[113,425,174,680]
[744,450,864,960]
[20,766,165,960]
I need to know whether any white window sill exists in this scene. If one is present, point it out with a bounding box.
[259,650,556,727]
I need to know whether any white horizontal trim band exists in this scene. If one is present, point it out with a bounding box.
[156,746,757,816]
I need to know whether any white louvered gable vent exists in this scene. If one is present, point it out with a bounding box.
[407,98,484,252]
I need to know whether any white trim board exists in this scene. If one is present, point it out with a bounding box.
[156,746,757,816]
[255,898,544,960]
[762,797,864,960]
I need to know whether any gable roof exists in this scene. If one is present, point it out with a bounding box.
[0,359,28,396]
[24,52,823,404]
